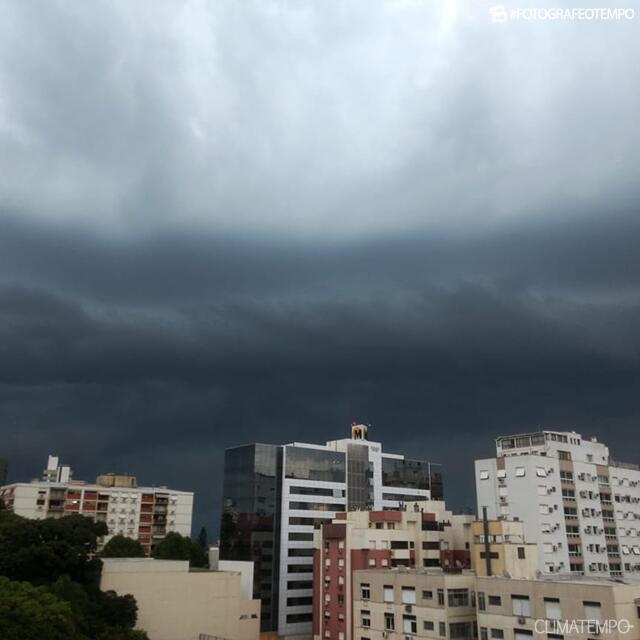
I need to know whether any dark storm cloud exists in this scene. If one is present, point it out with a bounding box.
[1,1,640,531]
[2,210,640,526]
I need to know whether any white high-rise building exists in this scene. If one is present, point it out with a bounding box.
[475,430,640,579]
[220,424,443,639]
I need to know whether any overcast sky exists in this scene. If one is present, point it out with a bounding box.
[1,0,639,533]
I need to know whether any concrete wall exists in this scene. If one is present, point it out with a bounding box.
[100,558,260,640]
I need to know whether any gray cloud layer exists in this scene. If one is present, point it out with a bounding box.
[1,0,639,531]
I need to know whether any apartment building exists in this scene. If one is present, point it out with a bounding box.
[312,502,474,640]
[220,424,443,638]
[352,569,477,640]
[476,430,640,578]
[0,455,193,555]
[476,575,640,640]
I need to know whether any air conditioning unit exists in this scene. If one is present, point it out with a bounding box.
[517,617,526,624]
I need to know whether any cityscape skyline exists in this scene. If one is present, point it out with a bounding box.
[1,1,640,548]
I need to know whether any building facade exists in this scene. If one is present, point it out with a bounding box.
[476,430,640,579]
[312,502,474,640]
[0,455,193,555]
[220,425,443,638]
[476,575,640,640]
[352,569,477,640]
[101,558,260,640]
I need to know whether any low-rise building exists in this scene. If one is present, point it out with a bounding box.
[0,455,193,554]
[476,575,640,640]
[100,558,260,640]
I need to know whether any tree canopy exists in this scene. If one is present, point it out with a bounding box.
[152,531,208,567]
[0,507,149,640]
[102,535,146,558]
[0,576,77,640]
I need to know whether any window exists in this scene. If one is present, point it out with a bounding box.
[384,585,394,602]
[517,547,526,559]
[423,590,433,600]
[403,615,417,634]
[545,598,561,620]
[497,469,507,479]
[491,630,504,639]
[424,621,435,631]
[437,589,445,605]
[361,610,371,627]
[478,592,486,611]
[368,558,376,567]
[450,622,472,639]
[512,595,531,617]
[360,584,370,600]
[515,467,526,477]
[583,601,602,621]
[558,451,571,461]
[439,622,446,637]
[480,471,490,480]
[536,467,547,477]
[447,589,469,607]
[384,613,395,631]
[402,587,416,605]
[513,630,533,640]
[480,628,488,640]
[488,595,501,606]
[287,613,313,623]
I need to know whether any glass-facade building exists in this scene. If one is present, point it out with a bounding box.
[220,444,282,630]
[219,428,444,637]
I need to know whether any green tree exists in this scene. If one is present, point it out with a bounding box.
[0,576,77,640]
[153,532,208,567]
[0,512,149,639]
[197,526,208,549]
[50,574,143,639]
[0,513,107,587]
[0,498,24,533]
[102,535,146,558]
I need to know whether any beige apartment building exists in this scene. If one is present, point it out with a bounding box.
[101,558,260,640]
[352,568,477,640]
[471,519,538,579]
[0,455,193,554]
[476,575,640,640]
[312,501,474,640]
